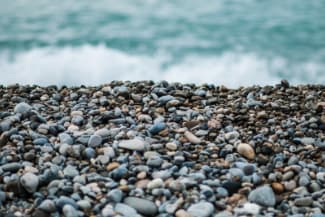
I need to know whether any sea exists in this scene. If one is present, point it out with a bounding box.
[0,0,325,87]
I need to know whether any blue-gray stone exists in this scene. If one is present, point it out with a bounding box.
[187,202,214,217]
[33,137,48,145]
[84,147,96,159]
[107,189,123,203]
[124,197,158,216]
[149,122,166,135]
[88,135,102,147]
[14,102,32,114]
[59,133,73,145]
[56,196,78,210]
[248,186,276,207]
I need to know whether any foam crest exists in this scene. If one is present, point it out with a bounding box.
[0,45,323,87]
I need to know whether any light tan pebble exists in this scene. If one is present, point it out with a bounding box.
[137,171,146,179]
[144,151,160,159]
[71,110,83,116]
[184,131,201,144]
[147,178,164,189]
[166,142,178,151]
[40,94,49,101]
[257,111,267,119]
[135,179,150,189]
[237,143,255,160]
[106,162,120,171]
[175,209,192,217]
[67,125,79,132]
[24,166,39,174]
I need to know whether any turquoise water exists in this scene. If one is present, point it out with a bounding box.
[0,0,325,86]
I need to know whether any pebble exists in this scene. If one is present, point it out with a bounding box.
[20,172,39,193]
[149,122,166,135]
[118,138,146,151]
[175,209,191,217]
[14,102,32,114]
[39,199,56,213]
[187,202,214,217]
[63,165,79,178]
[62,204,79,217]
[248,186,276,207]
[124,197,158,216]
[184,131,201,144]
[107,189,123,203]
[147,178,164,190]
[88,135,102,147]
[294,197,313,206]
[115,203,139,216]
[237,143,255,160]
[1,162,21,172]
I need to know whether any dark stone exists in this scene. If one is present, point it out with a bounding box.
[221,181,241,195]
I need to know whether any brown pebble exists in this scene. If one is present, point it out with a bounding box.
[106,162,120,171]
[237,143,255,160]
[175,209,192,217]
[272,182,284,194]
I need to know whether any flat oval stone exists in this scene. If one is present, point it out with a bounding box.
[187,202,214,217]
[237,143,255,160]
[124,197,157,216]
[248,186,276,207]
[118,138,145,151]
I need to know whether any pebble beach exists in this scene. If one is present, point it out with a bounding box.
[0,81,325,217]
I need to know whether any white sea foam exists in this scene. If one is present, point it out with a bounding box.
[0,45,324,87]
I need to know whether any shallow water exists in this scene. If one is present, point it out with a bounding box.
[0,0,324,86]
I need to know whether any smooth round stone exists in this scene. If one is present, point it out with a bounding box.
[88,135,102,147]
[237,143,255,160]
[20,172,39,193]
[187,202,214,217]
[144,151,160,160]
[175,209,191,217]
[14,102,32,114]
[124,197,158,216]
[71,115,84,126]
[118,138,145,151]
[107,189,123,203]
[1,162,21,172]
[59,133,73,145]
[184,131,201,144]
[33,138,48,146]
[39,199,56,213]
[242,164,256,176]
[147,156,163,167]
[168,180,185,192]
[149,122,166,135]
[166,142,178,151]
[83,147,96,159]
[294,197,313,206]
[56,196,78,210]
[77,200,91,210]
[95,128,110,137]
[248,186,276,207]
[63,165,79,178]
[158,95,175,104]
[115,203,138,216]
[102,204,114,217]
[111,166,128,180]
[59,143,71,155]
[299,175,310,186]
[62,204,79,217]
[234,202,261,216]
[147,178,164,190]
[221,181,241,195]
[229,168,244,180]
[0,190,6,203]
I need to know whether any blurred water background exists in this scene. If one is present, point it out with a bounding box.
[0,0,325,87]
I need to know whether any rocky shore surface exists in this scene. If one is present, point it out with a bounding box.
[0,81,325,217]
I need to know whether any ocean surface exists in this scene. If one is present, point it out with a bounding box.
[0,0,325,87]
